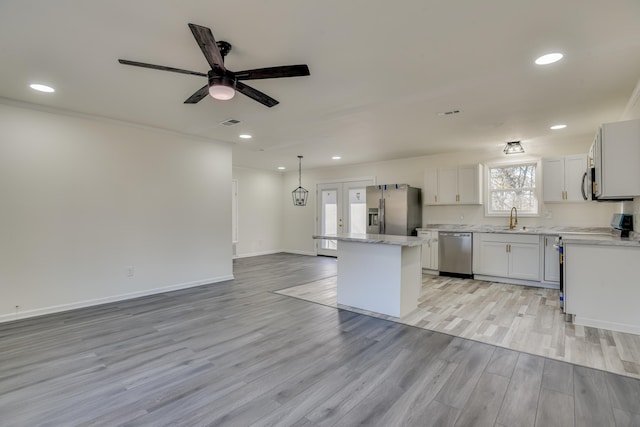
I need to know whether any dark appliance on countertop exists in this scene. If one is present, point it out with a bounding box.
[366,184,422,236]
[438,232,473,278]
[611,213,633,238]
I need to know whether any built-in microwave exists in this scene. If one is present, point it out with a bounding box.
[584,119,640,201]
[582,127,634,202]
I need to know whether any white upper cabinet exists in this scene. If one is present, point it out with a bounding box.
[424,164,483,205]
[423,168,438,205]
[542,154,587,202]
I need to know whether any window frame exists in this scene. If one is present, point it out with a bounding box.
[484,159,541,217]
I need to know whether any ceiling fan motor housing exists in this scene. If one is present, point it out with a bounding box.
[208,70,236,89]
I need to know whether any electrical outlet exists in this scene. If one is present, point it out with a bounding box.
[544,211,553,219]
[126,266,135,277]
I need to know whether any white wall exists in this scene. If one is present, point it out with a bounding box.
[232,167,283,257]
[282,135,620,254]
[0,103,233,322]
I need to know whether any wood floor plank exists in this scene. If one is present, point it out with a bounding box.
[541,358,574,395]
[496,353,545,427]
[485,346,519,378]
[534,388,574,427]
[453,371,509,427]
[605,371,640,415]
[434,341,495,409]
[574,366,616,427]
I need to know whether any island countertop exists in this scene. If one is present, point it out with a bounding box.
[312,233,425,247]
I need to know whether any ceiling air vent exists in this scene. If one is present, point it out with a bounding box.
[437,109,461,116]
[220,118,241,126]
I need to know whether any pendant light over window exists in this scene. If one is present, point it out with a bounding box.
[292,155,309,206]
[503,141,525,154]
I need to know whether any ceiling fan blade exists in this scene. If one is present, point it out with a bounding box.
[235,65,310,80]
[118,59,207,77]
[236,81,279,107]
[188,23,225,72]
[184,84,210,104]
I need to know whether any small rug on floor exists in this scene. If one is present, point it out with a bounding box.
[274,274,640,379]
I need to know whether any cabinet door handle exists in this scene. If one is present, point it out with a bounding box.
[545,237,548,246]
[435,195,437,202]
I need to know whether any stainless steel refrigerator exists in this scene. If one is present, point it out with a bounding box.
[366,184,422,236]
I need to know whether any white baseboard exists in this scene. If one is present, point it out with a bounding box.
[234,250,318,258]
[0,274,234,324]
[574,316,640,336]
[234,249,280,259]
[283,250,317,256]
[473,274,560,290]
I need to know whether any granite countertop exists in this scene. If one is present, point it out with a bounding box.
[312,233,425,247]
[560,233,640,247]
[417,224,612,236]
[418,224,640,247]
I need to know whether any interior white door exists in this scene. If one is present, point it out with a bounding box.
[317,180,372,257]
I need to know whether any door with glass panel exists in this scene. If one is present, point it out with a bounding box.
[317,180,372,257]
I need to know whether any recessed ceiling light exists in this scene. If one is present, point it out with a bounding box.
[30,83,55,93]
[535,53,563,65]
[239,134,252,139]
[550,124,567,130]
[332,156,341,160]
[277,166,286,170]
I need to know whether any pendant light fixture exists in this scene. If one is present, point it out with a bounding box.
[292,155,309,206]
[503,141,525,154]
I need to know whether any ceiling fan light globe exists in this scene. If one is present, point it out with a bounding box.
[209,85,235,100]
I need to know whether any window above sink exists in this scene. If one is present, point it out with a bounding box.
[485,160,540,217]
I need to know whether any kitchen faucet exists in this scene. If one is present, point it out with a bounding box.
[509,206,518,230]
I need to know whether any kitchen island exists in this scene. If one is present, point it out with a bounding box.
[312,233,424,317]
[562,233,640,335]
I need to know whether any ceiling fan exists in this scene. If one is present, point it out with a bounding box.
[118,23,310,108]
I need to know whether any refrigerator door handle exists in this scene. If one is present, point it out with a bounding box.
[379,198,385,234]
[581,171,588,200]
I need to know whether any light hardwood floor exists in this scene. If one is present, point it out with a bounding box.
[1,253,639,426]
[275,272,640,380]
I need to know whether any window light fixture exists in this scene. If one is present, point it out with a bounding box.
[503,141,525,154]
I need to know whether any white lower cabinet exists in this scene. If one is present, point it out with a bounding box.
[543,235,560,283]
[418,230,439,270]
[474,233,540,281]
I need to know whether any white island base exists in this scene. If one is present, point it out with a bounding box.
[314,233,424,318]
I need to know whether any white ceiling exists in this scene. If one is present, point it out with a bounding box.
[1,0,639,171]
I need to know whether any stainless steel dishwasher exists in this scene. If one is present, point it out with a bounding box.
[438,232,473,278]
